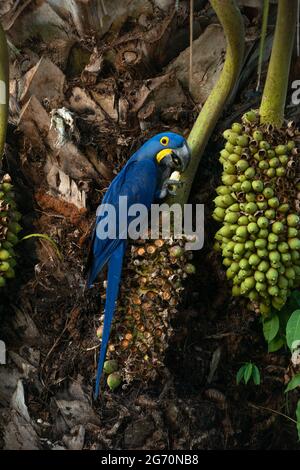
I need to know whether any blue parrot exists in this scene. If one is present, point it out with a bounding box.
[87,132,191,398]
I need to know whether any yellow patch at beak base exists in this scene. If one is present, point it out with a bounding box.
[156,148,172,164]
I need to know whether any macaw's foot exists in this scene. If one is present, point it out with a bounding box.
[157,179,183,199]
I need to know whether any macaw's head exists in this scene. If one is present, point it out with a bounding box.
[139,132,191,173]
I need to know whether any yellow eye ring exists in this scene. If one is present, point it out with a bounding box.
[160,136,169,146]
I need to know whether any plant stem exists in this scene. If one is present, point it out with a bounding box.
[260,0,298,126]
[256,0,270,92]
[0,22,9,159]
[166,0,245,206]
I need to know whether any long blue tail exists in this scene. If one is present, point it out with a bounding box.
[94,241,126,399]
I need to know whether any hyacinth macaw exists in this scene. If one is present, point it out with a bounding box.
[87,132,191,398]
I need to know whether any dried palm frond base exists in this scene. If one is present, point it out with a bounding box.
[96,234,195,390]
[0,173,21,287]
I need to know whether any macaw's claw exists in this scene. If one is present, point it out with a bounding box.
[164,179,183,196]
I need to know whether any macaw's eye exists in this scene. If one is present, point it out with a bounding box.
[160,136,169,146]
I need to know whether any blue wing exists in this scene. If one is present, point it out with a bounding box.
[87,158,158,287]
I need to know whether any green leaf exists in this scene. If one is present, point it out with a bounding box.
[296,400,300,441]
[252,365,261,385]
[244,363,253,385]
[263,315,280,342]
[286,310,300,350]
[236,365,246,385]
[20,233,63,260]
[285,374,300,393]
[268,336,285,353]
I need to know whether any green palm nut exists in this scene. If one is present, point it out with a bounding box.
[2,183,13,192]
[287,214,300,227]
[222,246,233,257]
[237,269,249,281]
[228,153,240,164]
[224,212,239,223]
[236,134,249,147]
[268,149,275,158]
[291,250,300,262]
[243,110,257,122]
[0,250,10,261]
[281,253,292,265]
[216,185,231,195]
[266,168,276,178]
[258,160,269,170]
[223,130,232,140]
[231,123,243,134]
[287,140,296,151]
[269,250,281,266]
[272,297,286,310]
[268,243,277,251]
[278,242,289,253]
[254,270,265,282]
[265,209,276,220]
[263,187,274,199]
[214,196,228,209]
[245,202,258,214]
[104,360,119,374]
[249,290,259,301]
[288,238,300,250]
[272,221,285,234]
[275,144,287,155]
[266,267,278,285]
[257,248,268,258]
[239,258,250,270]
[260,303,271,315]
[245,240,255,250]
[256,281,267,293]
[244,276,255,290]
[278,203,289,213]
[268,233,278,244]
[8,222,22,234]
[225,143,235,153]
[259,141,270,150]
[185,264,196,274]
[232,285,241,296]
[0,277,6,287]
[285,267,296,280]
[244,167,256,179]
[269,157,280,168]
[223,258,232,267]
[228,132,239,145]
[257,201,268,210]
[236,226,248,239]
[7,232,18,245]
[238,174,247,183]
[230,262,240,273]
[238,216,249,226]
[258,260,269,272]
[224,162,236,175]
[241,181,252,193]
[232,182,242,191]
[0,262,10,272]
[245,193,256,202]
[279,155,289,165]
[278,275,289,289]
[244,250,253,259]
[247,222,259,235]
[220,149,230,159]
[268,285,279,297]
[228,203,240,212]
[222,174,236,185]
[268,197,279,208]
[252,130,263,141]
[234,243,246,256]
[234,146,243,155]
[249,253,260,266]
[255,238,267,249]
[276,167,285,177]
[257,217,269,229]
[107,372,122,391]
[236,160,249,172]
[288,227,298,237]
[226,266,235,280]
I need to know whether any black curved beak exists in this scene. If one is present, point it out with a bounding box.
[171,142,191,172]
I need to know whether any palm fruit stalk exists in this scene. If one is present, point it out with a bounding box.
[166,0,245,207]
[97,236,195,389]
[213,0,299,315]
[0,23,20,286]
